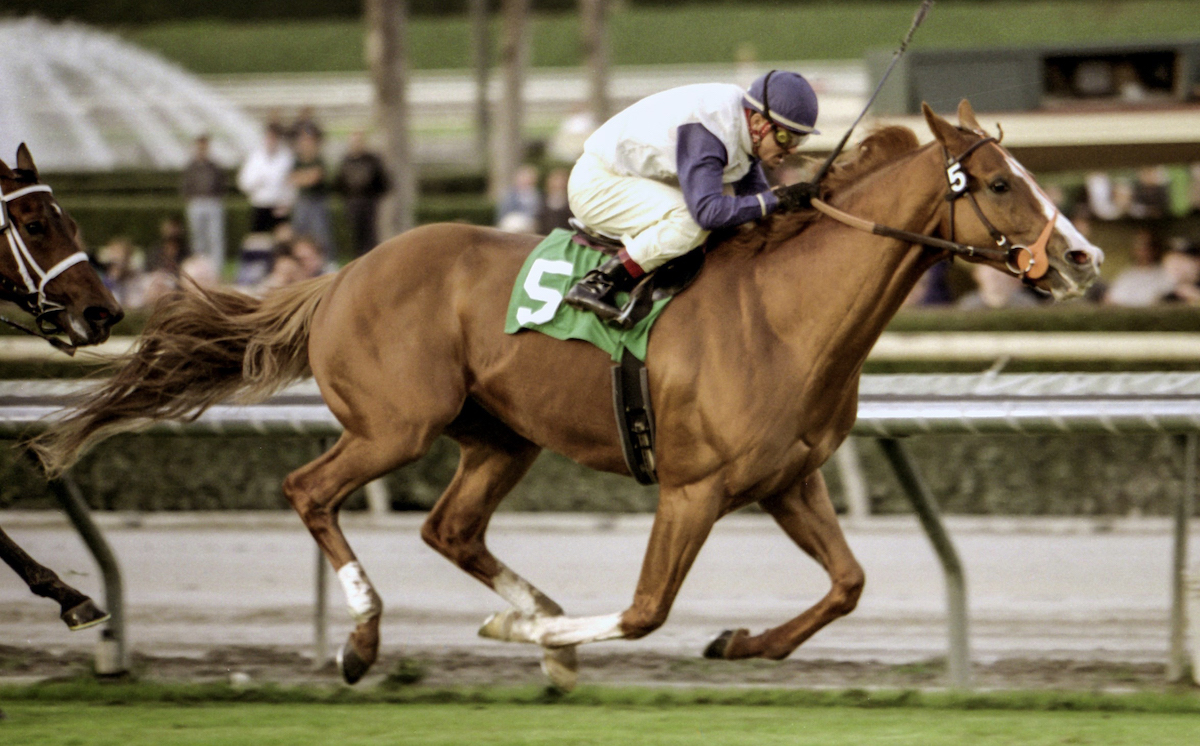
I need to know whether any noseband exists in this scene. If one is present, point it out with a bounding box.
[810,135,1056,280]
[0,181,91,352]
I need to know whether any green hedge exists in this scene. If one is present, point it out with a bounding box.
[1,429,1191,518]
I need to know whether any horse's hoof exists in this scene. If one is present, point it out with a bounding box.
[541,645,578,692]
[61,599,110,631]
[478,608,523,642]
[703,628,749,659]
[337,641,371,685]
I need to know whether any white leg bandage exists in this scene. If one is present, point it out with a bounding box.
[337,561,382,623]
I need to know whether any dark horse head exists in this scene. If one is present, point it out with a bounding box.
[0,144,123,348]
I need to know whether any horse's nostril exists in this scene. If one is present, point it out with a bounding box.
[84,306,123,327]
[1066,250,1092,266]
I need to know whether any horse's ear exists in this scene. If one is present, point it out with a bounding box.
[15,143,38,179]
[956,99,984,134]
[922,102,967,149]
[0,157,13,181]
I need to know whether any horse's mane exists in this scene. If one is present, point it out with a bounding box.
[719,125,922,255]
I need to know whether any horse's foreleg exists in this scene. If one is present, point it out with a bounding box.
[479,479,721,651]
[420,435,586,688]
[283,431,423,684]
[0,526,108,630]
[705,470,864,661]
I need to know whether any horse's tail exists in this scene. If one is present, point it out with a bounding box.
[31,274,338,476]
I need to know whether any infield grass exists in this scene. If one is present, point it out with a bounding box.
[3,700,1200,746]
[3,682,1200,745]
[122,1,1200,74]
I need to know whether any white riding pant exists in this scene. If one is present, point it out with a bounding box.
[568,153,709,272]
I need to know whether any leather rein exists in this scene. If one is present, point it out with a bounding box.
[810,136,1054,280]
[0,180,90,354]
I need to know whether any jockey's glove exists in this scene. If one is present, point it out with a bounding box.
[772,181,819,212]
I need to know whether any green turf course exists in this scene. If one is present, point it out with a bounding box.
[4,700,1200,746]
[122,1,1200,74]
[3,683,1200,745]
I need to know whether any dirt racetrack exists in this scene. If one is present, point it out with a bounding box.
[2,512,1197,690]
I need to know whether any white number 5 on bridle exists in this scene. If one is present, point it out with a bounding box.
[946,162,968,196]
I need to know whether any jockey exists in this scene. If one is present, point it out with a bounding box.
[564,70,821,321]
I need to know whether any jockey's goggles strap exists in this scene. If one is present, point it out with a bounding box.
[0,181,88,313]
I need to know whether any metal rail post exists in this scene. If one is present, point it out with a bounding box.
[877,437,970,689]
[48,473,126,675]
[1168,432,1196,683]
[314,545,328,669]
[312,436,334,668]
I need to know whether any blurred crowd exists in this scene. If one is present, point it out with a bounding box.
[95,107,391,310]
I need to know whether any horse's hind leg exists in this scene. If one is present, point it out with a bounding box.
[419,420,583,689]
[704,470,865,661]
[283,431,429,683]
[0,526,109,630]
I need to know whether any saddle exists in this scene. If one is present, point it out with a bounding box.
[567,218,706,328]
[566,219,710,486]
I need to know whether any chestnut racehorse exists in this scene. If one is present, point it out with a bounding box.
[34,102,1102,688]
[1,144,123,630]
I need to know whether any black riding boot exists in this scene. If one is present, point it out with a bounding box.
[564,256,638,321]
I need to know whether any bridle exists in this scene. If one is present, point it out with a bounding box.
[810,134,1055,280]
[0,179,91,351]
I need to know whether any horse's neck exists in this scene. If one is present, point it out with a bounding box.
[757,145,945,381]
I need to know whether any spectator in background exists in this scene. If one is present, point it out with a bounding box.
[179,134,227,271]
[237,123,295,236]
[289,129,335,260]
[956,263,1042,310]
[140,217,191,308]
[147,216,189,276]
[1084,171,1130,220]
[496,163,542,234]
[290,235,334,278]
[180,255,220,290]
[333,131,390,257]
[1128,166,1171,220]
[253,243,306,296]
[288,105,324,145]
[539,168,573,234]
[1104,229,1173,306]
[1160,238,1200,304]
[96,237,146,308]
[236,124,294,287]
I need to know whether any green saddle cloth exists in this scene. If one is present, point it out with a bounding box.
[504,228,672,362]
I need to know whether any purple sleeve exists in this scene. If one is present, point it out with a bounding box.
[676,123,778,231]
[734,162,771,196]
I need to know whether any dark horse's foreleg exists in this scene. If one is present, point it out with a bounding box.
[704,470,865,661]
[419,426,586,689]
[477,476,723,664]
[0,526,109,630]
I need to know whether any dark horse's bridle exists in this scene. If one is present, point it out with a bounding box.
[0,177,90,352]
[810,134,1055,280]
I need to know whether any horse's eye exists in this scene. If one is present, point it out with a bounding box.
[989,178,1010,194]
[25,221,45,236]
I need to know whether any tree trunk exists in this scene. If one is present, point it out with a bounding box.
[469,0,491,168]
[580,0,610,123]
[490,0,529,200]
[365,0,416,236]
